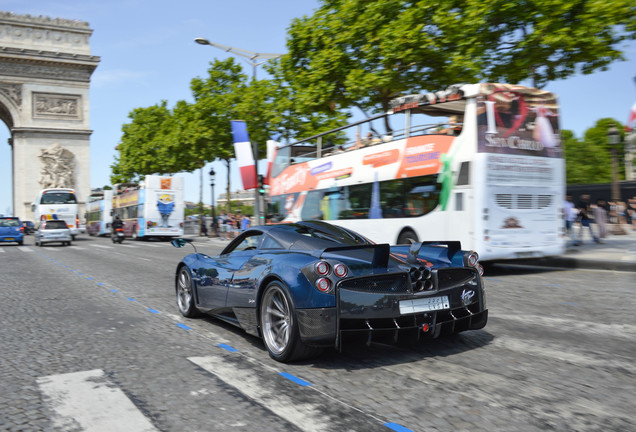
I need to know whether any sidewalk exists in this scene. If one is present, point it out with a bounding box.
[515,224,636,272]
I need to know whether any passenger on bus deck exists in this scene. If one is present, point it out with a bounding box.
[441,115,463,136]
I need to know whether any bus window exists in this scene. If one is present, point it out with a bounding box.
[403,176,440,217]
[268,193,299,222]
[338,184,371,219]
[41,191,77,204]
[456,161,470,185]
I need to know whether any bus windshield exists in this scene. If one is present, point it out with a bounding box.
[41,192,77,204]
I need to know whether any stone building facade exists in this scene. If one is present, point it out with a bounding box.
[0,12,99,221]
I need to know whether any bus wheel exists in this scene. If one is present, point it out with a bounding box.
[397,230,418,245]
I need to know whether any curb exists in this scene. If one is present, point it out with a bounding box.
[503,256,636,272]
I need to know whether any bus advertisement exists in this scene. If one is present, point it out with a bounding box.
[267,83,565,261]
[31,188,81,239]
[112,175,184,239]
[85,189,113,236]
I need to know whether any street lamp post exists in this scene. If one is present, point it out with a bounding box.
[607,125,625,235]
[209,168,218,237]
[195,37,283,225]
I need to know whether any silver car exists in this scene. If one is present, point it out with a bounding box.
[35,220,73,246]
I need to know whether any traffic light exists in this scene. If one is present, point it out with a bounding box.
[258,174,265,195]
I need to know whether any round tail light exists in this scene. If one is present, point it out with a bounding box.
[316,277,331,293]
[333,263,348,278]
[315,261,330,276]
[467,251,479,267]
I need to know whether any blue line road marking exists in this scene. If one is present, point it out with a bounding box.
[176,323,192,330]
[279,372,312,387]
[384,422,414,432]
[217,343,238,352]
[146,308,159,314]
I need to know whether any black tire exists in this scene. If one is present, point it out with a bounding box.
[397,229,418,245]
[18,241,23,245]
[176,266,200,318]
[259,281,322,362]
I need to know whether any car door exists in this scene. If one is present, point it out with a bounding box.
[195,232,263,312]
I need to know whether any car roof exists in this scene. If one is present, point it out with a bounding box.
[250,221,371,251]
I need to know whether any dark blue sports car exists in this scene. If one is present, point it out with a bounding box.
[172,221,487,362]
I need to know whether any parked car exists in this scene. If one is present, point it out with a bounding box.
[171,220,487,362]
[22,220,35,235]
[34,220,73,246]
[0,217,24,245]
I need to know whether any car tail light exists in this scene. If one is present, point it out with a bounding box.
[179,222,183,228]
[315,261,330,276]
[76,214,80,229]
[476,263,484,276]
[147,221,152,228]
[315,277,331,293]
[466,251,479,267]
[333,263,348,278]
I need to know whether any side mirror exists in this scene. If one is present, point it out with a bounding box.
[171,238,188,248]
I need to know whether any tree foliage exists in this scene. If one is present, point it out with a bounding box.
[282,0,636,122]
[564,118,627,184]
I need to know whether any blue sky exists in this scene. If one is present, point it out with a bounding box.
[1,0,636,216]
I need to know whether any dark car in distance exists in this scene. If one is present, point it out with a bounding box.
[22,221,35,235]
[171,221,487,362]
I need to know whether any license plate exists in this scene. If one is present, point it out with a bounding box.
[400,296,450,314]
[5,237,14,241]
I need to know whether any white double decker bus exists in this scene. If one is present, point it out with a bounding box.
[112,175,185,239]
[267,83,565,261]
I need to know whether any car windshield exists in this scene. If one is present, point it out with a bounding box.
[44,221,68,229]
[41,192,77,204]
[0,218,20,227]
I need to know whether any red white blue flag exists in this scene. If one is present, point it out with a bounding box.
[231,120,257,190]
[627,100,636,131]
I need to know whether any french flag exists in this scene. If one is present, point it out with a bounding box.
[628,100,636,131]
[231,120,257,190]
[264,140,279,185]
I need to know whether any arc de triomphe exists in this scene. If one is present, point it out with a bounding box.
[0,12,99,221]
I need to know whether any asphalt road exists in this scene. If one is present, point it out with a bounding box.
[1,234,635,431]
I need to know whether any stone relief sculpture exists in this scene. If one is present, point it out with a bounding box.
[39,143,75,189]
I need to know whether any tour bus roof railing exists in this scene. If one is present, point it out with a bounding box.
[280,83,469,150]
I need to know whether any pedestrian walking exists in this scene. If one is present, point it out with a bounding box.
[200,217,208,237]
[218,212,228,240]
[574,194,599,245]
[241,214,250,232]
[564,194,577,240]
[593,199,608,241]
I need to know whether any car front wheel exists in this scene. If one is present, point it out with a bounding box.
[176,266,200,318]
[260,281,322,362]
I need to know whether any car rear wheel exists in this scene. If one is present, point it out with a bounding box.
[260,281,322,362]
[176,266,200,318]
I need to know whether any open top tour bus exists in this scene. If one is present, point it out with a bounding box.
[112,175,184,239]
[267,83,565,261]
[85,189,113,236]
[32,188,81,239]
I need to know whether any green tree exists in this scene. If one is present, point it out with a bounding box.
[282,0,636,126]
[564,119,626,184]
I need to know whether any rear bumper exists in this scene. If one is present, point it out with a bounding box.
[297,283,488,348]
[0,235,24,242]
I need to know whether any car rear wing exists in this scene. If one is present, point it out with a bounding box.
[406,241,462,265]
[312,243,391,268]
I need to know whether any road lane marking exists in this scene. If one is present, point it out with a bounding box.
[189,355,333,432]
[18,246,34,252]
[90,244,114,249]
[37,369,158,432]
